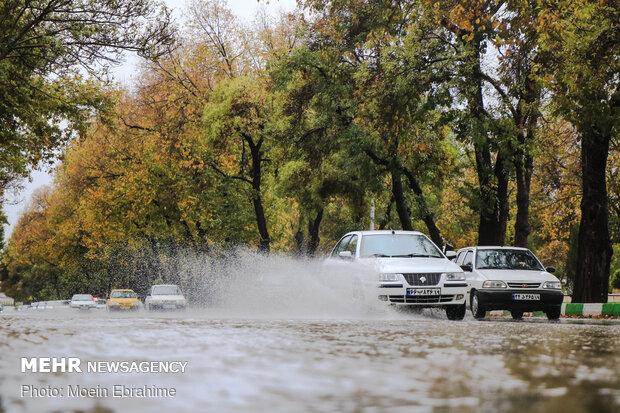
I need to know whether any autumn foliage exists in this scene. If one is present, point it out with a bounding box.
[1,0,618,303]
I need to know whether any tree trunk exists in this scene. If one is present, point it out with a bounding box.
[401,167,443,247]
[249,141,270,252]
[465,41,507,246]
[495,153,509,245]
[514,152,533,247]
[513,68,540,248]
[391,168,413,231]
[306,208,323,256]
[474,149,510,246]
[378,197,394,230]
[573,127,612,303]
[294,228,304,255]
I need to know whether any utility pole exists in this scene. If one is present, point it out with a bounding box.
[369,199,375,230]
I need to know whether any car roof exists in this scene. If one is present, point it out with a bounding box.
[111,289,135,292]
[151,284,178,287]
[346,230,426,236]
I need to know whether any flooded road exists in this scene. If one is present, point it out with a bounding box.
[1,310,618,413]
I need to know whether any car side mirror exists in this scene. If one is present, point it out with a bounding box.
[338,251,353,259]
[445,250,457,260]
[545,266,556,274]
[460,264,472,272]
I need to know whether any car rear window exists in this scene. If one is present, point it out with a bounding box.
[152,285,181,295]
[111,291,137,298]
[72,294,92,301]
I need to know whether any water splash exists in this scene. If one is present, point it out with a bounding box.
[169,248,391,319]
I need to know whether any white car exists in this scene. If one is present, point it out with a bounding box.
[145,284,187,310]
[326,230,468,320]
[69,294,97,309]
[455,246,563,320]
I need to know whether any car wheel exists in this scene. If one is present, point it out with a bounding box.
[546,305,561,320]
[446,303,466,320]
[471,291,486,320]
[510,310,524,320]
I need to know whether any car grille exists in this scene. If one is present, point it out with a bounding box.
[388,295,455,304]
[403,273,442,286]
[507,282,540,289]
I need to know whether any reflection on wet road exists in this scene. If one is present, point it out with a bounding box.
[1,310,618,413]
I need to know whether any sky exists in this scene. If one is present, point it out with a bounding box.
[2,0,297,240]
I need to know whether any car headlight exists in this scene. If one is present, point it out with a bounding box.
[542,281,562,289]
[482,280,507,289]
[379,273,401,282]
[444,272,466,281]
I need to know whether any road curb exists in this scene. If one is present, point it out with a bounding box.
[489,303,620,318]
[562,302,620,317]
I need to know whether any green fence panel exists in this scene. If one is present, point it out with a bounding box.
[602,303,620,317]
[565,303,584,316]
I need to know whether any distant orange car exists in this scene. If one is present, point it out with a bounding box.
[106,289,141,311]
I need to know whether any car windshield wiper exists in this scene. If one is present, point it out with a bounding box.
[371,253,391,257]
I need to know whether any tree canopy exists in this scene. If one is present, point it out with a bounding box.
[1,0,618,303]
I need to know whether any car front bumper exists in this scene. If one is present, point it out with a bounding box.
[476,289,563,311]
[378,282,467,307]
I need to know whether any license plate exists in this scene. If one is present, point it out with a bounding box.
[163,304,176,309]
[512,293,540,301]
[406,288,440,296]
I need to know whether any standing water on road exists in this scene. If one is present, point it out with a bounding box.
[1,252,619,413]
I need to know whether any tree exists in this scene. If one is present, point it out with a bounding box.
[432,0,512,246]
[203,76,289,252]
[0,0,173,213]
[295,0,454,246]
[528,116,581,287]
[537,0,619,302]
[485,0,544,247]
[272,37,381,255]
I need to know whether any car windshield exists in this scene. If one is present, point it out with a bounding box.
[476,249,544,271]
[152,285,181,295]
[111,291,137,298]
[359,234,443,258]
[72,294,92,301]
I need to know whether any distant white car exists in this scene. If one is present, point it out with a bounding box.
[70,294,97,309]
[326,230,468,320]
[145,285,187,310]
[455,246,563,320]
